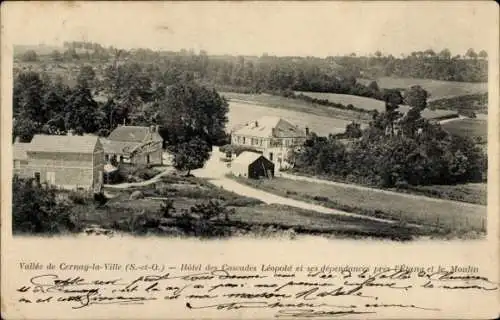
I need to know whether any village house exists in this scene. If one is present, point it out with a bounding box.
[100,125,163,166]
[231,116,308,170]
[231,151,275,179]
[13,134,104,192]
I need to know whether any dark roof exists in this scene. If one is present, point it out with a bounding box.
[28,135,100,154]
[107,125,162,143]
[100,139,140,155]
[233,151,273,166]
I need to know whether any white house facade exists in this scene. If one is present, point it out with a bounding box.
[231,116,308,170]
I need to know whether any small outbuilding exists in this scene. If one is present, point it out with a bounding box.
[231,151,274,179]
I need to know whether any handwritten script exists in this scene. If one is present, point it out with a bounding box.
[15,264,498,318]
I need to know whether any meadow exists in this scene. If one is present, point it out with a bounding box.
[76,173,422,240]
[295,91,458,120]
[357,76,488,101]
[231,176,487,235]
[441,118,488,142]
[222,93,369,136]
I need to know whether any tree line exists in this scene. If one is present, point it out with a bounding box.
[13,62,230,174]
[16,42,487,96]
[291,86,487,188]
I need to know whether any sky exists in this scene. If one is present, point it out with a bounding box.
[2,1,498,58]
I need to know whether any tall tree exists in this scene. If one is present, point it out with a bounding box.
[154,82,229,146]
[171,137,212,176]
[404,85,428,111]
[64,84,100,133]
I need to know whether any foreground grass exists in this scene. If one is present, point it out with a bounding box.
[72,173,433,241]
[229,175,486,235]
[285,169,487,206]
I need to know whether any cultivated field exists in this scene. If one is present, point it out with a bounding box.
[223,93,368,136]
[231,176,487,234]
[441,118,488,142]
[357,77,488,101]
[295,91,458,120]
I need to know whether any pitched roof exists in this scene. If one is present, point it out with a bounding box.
[233,116,306,138]
[13,142,30,160]
[28,134,99,154]
[100,138,140,155]
[108,125,162,143]
[233,151,271,166]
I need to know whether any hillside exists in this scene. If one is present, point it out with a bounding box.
[357,77,488,101]
[295,91,458,120]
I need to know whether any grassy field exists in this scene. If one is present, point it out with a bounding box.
[222,92,370,136]
[357,77,488,101]
[75,173,423,240]
[402,183,487,206]
[295,91,458,120]
[230,175,486,235]
[441,118,488,142]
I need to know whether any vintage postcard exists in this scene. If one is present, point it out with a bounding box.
[1,1,499,319]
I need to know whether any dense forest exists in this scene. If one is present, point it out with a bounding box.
[16,42,488,95]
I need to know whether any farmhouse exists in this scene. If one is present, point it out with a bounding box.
[100,125,163,166]
[13,134,104,192]
[231,152,275,179]
[231,116,307,170]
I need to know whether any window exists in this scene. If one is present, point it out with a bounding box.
[105,154,109,162]
[14,160,20,169]
[269,152,273,161]
[119,156,124,163]
[242,137,246,144]
[146,154,150,164]
[34,172,41,184]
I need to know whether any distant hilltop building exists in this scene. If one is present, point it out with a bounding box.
[231,116,308,170]
[13,134,104,192]
[100,125,163,166]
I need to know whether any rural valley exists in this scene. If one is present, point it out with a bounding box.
[12,41,488,241]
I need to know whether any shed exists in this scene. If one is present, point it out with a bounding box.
[231,151,274,179]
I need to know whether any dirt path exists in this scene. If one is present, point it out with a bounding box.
[439,115,467,124]
[193,147,422,227]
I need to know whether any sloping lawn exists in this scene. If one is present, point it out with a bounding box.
[231,176,486,233]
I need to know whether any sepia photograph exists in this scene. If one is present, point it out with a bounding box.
[10,4,489,242]
[1,1,498,319]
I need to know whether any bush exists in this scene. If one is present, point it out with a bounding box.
[163,200,235,238]
[12,176,82,234]
[224,197,263,207]
[68,191,90,205]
